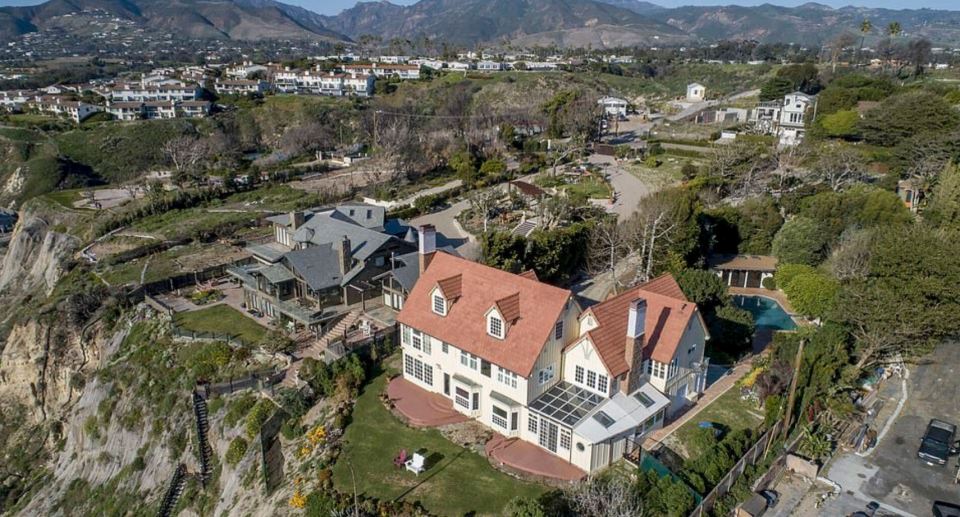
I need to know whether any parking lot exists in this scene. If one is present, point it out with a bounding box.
[822,344,960,516]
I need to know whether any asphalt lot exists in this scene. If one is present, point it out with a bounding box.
[824,344,960,516]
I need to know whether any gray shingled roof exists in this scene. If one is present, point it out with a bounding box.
[330,203,385,230]
[283,245,342,291]
[261,264,295,284]
[292,213,392,264]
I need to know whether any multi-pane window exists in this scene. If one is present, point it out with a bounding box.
[481,360,492,377]
[586,371,597,389]
[538,365,555,385]
[442,342,449,354]
[460,351,478,370]
[402,325,411,345]
[652,361,665,379]
[575,365,585,384]
[455,387,470,409]
[559,428,572,450]
[404,355,433,386]
[497,367,518,389]
[554,320,563,340]
[433,294,446,315]
[492,406,508,429]
[597,374,609,394]
[488,315,503,338]
[411,330,430,354]
[528,414,539,434]
[669,358,678,379]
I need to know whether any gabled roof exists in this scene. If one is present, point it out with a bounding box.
[396,253,570,377]
[494,292,521,323]
[581,274,702,377]
[283,244,342,291]
[436,274,463,299]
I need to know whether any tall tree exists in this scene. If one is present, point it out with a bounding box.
[857,19,873,67]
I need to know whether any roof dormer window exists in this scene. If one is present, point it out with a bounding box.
[488,314,504,339]
[433,293,446,316]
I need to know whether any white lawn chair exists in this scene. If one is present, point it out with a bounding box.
[405,453,426,475]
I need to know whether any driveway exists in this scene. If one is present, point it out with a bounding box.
[821,343,960,517]
[586,154,656,221]
[411,198,478,260]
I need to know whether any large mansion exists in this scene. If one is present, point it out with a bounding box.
[396,234,710,474]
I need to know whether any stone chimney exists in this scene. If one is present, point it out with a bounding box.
[621,298,647,394]
[337,235,352,275]
[418,224,436,274]
[289,211,305,230]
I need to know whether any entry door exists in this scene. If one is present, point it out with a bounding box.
[539,419,559,453]
[443,373,450,396]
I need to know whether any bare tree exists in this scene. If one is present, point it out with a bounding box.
[469,189,499,232]
[769,143,810,191]
[568,476,643,517]
[829,33,857,73]
[812,142,865,191]
[537,195,573,229]
[625,192,682,285]
[162,136,210,186]
[706,140,768,196]
[587,218,628,286]
[827,228,873,281]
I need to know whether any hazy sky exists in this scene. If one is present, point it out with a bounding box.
[2,0,959,16]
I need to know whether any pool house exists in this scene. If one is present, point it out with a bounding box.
[708,255,777,289]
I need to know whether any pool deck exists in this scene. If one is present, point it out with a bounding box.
[729,287,796,315]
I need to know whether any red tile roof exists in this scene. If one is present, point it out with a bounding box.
[437,274,462,299]
[581,274,701,377]
[396,252,570,376]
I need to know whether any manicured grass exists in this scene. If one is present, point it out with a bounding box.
[560,176,613,200]
[331,372,548,516]
[173,304,268,345]
[670,388,764,459]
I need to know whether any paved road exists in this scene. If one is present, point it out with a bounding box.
[411,198,478,260]
[586,154,658,221]
[821,344,960,517]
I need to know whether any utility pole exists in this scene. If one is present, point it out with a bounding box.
[781,338,806,441]
[373,109,379,150]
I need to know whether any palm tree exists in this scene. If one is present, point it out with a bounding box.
[857,19,872,67]
[887,21,902,38]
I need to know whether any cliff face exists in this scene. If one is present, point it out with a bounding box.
[0,213,79,296]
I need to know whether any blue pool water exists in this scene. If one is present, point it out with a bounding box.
[734,295,797,330]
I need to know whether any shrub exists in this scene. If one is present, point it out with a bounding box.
[774,263,817,290]
[224,393,257,428]
[761,276,776,290]
[781,269,839,318]
[245,399,275,439]
[772,216,827,266]
[225,437,248,466]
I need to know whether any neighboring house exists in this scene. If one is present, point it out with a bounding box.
[143,101,177,119]
[598,96,629,118]
[343,63,421,80]
[31,97,101,122]
[178,100,212,118]
[397,243,710,475]
[897,178,923,213]
[778,92,815,147]
[686,83,706,102]
[214,79,270,96]
[748,92,816,147]
[477,61,505,72]
[227,204,415,333]
[105,101,144,120]
[272,70,374,97]
[709,254,777,288]
[225,61,269,79]
[109,84,201,103]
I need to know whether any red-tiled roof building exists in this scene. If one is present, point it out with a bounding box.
[396,231,710,476]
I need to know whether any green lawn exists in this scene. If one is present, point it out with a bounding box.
[331,372,548,516]
[173,304,268,345]
[561,176,613,200]
[669,388,764,459]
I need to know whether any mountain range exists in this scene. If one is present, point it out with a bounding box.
[3,0,960,47]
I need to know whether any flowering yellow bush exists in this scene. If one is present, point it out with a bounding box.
[299,445,312,458]
[289,489,306,509]
[308,425,327,445]
[739,366,765,389]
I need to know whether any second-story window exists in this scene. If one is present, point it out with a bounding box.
[575,365,585,384]
[432,294,446,315]
[497,367,518,389]
[554,320,563,340]
[597,374,609,394]
[488,315,503,339]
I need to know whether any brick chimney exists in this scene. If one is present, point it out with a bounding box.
[337,235,352,275]
[418,224,436,273]
[621,298,646,394]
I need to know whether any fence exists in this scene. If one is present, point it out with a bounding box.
[195,368,287,399]
[689,419,786,517]
[170,325,257,349]
[144,293,175,316]
[324,325,396,362]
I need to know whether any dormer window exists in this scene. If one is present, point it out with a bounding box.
[488,314,504,339]
[433,293,446,315]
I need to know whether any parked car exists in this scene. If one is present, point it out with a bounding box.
[918,419,958,466]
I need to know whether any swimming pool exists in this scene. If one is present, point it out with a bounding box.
[733,295,797,330]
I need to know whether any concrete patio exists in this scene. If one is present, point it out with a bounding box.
[485,434,587,482]
[386,376,469,428]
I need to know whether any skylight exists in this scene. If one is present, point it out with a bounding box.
[592,411,615,428]
[634,392,655,408]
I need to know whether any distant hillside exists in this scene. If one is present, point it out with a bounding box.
[324,0,960,47]
[652,3,960,46]
[0,0,349,42]
[321,0,689,48]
